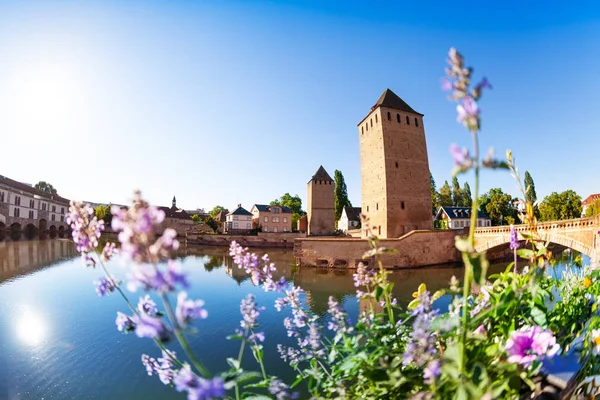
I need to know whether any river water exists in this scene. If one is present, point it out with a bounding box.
[0,238,589,399]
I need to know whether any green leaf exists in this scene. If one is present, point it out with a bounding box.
[375,286,384,301]
[463,251,489,285]
[455,385,468,400]
[530,306,547,327]
[226,358,240,370]
[236,371,262,385]
[226,334,244,341]
[517,249,535,259]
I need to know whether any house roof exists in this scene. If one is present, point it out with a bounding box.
[436,206,490,220]
[343,206,362,221]
[228,205,252,216]
[0,174,70,204]
[374,88,422,116]
[582,194,600,206]
[309,166,333,183]
[252,204,293,214]
[214,210,229,222]
[159,206,191,220]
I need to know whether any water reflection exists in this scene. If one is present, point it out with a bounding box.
[15,305,47,346]
[0,238,78,284]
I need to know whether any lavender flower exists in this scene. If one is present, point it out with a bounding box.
[509,225,519,250]
[327,296,352,334]
[176,292,208,327]
[116,312,136,332]
[142,350,177,385]
[133,314,167,339]
[66,201,104,257]
[423,359,441,384]
[277,344,302,365]
[229,242,288,292]
[269,379,299,400]
[94,276,117,297]
[127,260,188,293]
[353,262,374,298]
[101,242,118,261]
[138,295,158,316]
[505,326,560,366]
[239,294,263,330]
[173,364,225,400]
[110,191,179,264]
[403,290,438,368]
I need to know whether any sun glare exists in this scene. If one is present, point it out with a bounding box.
[15,307,47,346]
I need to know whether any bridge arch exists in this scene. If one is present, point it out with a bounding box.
[39,219,47,231]
[475,231,593,257]
[0,221,5,232]
[10,222,21,232]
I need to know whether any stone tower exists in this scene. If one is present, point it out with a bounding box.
[307,166,335,236]
[358,89,433,238]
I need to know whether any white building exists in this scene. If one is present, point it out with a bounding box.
[225,205,253,233]
[434,206,491,230]
[337,206,361,232]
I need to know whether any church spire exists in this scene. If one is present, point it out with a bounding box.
[172,196,176,208]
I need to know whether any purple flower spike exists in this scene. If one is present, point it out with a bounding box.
[510,225,519,250]
[505,326,560,366]
[441,78,453,91]
[449,143,469,166]
[94,276,117,297]
[176,292,208,328]
[173,365,225,400]
[138,295,158,316]
[66,201,105,258]
[133,314,167,339]
[116,312,136,332]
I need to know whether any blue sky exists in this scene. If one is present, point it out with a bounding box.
[0,0,598,211]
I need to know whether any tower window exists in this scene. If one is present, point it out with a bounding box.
[396,114,400,123]
[375,114,378,123]
[415,118,419,127]
[367,206,369,212]
[376,203,378,210]
[366,123,368,131]
[387,112,391,121]
[378,226,381,235]
[370,119,372,127]
[406,116,410,125]
[361,126,364,135]
[401,201,405,210]
[395,161,398,168]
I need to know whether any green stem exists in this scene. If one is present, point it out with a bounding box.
[96,255,182,368]
[160,291,211,378]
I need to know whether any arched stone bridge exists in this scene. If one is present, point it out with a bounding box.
[474,215,600,268]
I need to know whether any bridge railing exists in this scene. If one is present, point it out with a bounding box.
[474,216,599,235]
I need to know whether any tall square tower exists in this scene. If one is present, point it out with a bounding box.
[307,166,335,236]
[358,89,433,238]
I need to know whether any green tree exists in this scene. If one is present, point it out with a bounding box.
[452,177,465,207]
[209,206,226,219]
[585,198,600,217]
[204,216,220,233]
[479,188,518,226]
[94,205,113,227]
[430,172,440,215]
[439,181,453,207]
[35,181,58,195]
[191,214,201,223]
[334,170,352,222]
[271,193,306,230]
[539,190,582,221]
[524,171,540,218]
[463,182,472,207]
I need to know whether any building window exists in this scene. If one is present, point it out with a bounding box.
[42,203,46,211]
[274,227,278,232]
[51,214,55,221]
[272,208,280,214]
[415,118,419,127]
[246,223,251,229]
[361,126,364,135]
[396,114,400,123]
[0,192,3,202]
[378,226,381,235]
[401,201,405,210]
[366,123,368,131]
[387,112,391,121]
[395,161,398,168]
[367,205,369,212]
[61,207,64,214]
[29,210,34,219]
[234,215,238,220]
[14,208,19,217]
[272,217,279,223]
[370,118,372,127]
[30,199,34,208]
[376,203,378,210]
[264,226,268,231]
[406,115,410,125]
[52,205,56,212]
[61,216,64,222]
[234,222,238,228]
[375,114,378,123]
[264,216,268,222]
[283,217,287,223]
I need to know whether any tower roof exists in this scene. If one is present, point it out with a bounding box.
[373,89,423,116]
[309,166,333,183]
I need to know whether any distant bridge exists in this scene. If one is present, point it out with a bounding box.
[474,215,600,268]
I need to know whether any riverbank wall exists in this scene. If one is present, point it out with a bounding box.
[186,232,306,248]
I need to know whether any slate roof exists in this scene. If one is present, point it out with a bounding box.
[343,206,362,221]
[374,89,422,115]
[228,206,252,216]
[436,206,490,220]
[0,174,70,204]
[582,194,600,206]
[309,166,333,183]
[252,204,293,213]
[159,206,192,220]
